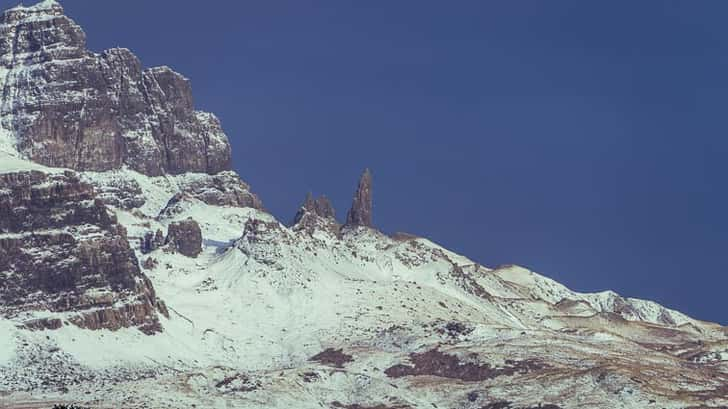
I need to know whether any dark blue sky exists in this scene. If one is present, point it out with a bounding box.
[53,1,727,324]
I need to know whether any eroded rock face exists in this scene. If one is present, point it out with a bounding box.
[180,171,264,209]
[0,1,231,176]
[294,192,336,224]
[345,169,373,228]
[157,172,265,219]
[94,177,146,210]
[0,170,165,334]
[166,218,203,258]
[141,229,165,254]
[292,192,339,235]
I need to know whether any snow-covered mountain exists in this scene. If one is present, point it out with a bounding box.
[1,2,727,408]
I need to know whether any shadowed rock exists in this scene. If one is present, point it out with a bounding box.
[141,229,165,254]
[345,169,373,228]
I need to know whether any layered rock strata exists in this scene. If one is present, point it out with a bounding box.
[0,170,166,333]
[0,0,231,176]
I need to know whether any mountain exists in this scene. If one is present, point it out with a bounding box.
[0,2,726,409]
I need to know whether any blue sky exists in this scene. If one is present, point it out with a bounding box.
[55,0,727,324]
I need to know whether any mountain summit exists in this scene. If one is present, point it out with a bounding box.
[0,0,230,175]
[0,2,726,409]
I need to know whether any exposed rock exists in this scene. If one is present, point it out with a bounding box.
[22,317,64,331]
[300,371,320,383]
[157,192,191,219]
[390,232,419,242]
[309,348,354,368]
[0,1,231,176]
[157,172,264,219]
[234,218,302,272]
[91,177,146,210]
[214,374,261,394]
[331,402,412,409]
[140,229,165,254]
[480,403,563,409]
[384,348,546,381]
[166,218,203,258]
[0,170,164,334]
[291,192,339,235]
[142,257,159,270]
[436,321,474,338]
[345,169,373,228]
[294,192,336,223]
[179,171,264,209]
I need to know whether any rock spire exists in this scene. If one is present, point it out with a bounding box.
[293,192,336,225]
[345,168,373,228]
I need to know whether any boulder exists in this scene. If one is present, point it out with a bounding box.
[166,218,203,258]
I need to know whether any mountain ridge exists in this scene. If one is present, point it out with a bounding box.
[0,2,726,408]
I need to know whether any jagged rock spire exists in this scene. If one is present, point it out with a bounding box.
[345,168,373,227]
[292,192,336,226]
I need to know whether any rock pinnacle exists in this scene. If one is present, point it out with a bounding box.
[345,168,373,227]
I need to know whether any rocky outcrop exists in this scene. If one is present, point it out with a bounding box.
[294,192,336,223]
[345,169,373,228]
[291,192,339,235]
[390,232,419,242]
[179,171,264,209]
[157,172,265,219]
[166,218,203,258]
[0,170,165,333]
[94,177,146,210]
[0,1,231,176]
[309,348,354,368]
[141,229,165,254]
[384,348,546,381]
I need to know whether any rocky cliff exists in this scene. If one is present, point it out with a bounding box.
[0,170,166,334]
[0,0,230,176]
[0,0,265,337]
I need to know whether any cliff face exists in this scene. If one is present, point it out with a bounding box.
[0,0,261,335]
[0,0,231,176]
[0,170,166,334]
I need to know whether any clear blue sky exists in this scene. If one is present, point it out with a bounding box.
[54,0,727,324]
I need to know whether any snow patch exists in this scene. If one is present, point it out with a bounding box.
[0,320,17,365]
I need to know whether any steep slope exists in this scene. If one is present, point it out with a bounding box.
[0,2,726,409]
